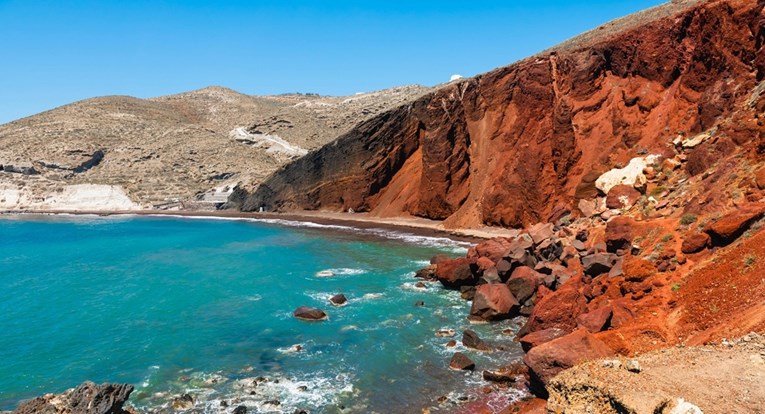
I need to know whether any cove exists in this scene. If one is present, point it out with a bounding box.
[0,215,524,413]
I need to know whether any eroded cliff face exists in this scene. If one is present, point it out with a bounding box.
[240,0,765,229]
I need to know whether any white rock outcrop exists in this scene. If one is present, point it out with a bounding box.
[595,155,660,194]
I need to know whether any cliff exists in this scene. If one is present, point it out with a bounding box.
[240,0,765,229]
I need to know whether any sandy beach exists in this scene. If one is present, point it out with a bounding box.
[1,208,519,243]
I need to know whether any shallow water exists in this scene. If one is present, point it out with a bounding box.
[0,215,524,413]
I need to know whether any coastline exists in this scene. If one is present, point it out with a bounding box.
[0,208,516,244]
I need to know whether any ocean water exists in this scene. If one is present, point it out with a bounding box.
[0,215,525,413]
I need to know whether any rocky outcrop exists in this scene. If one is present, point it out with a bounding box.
[239,0,765,229]
[11,381,134,414]
[524,329,615,386]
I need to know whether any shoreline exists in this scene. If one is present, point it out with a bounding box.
[0,208,516,244]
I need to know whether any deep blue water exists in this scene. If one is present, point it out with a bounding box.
[0,215,523,413]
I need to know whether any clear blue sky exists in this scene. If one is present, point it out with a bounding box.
[0,0,664,124]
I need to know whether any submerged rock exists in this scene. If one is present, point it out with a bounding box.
[293,306,328,321]
[12,381,135,414]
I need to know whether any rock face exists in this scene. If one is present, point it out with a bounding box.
[239,0,765,229]
[12,381,134,414]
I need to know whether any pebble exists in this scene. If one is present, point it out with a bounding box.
[626,359,641,373]
[602,359,622,369]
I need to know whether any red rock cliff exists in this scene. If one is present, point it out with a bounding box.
[237,0,765,229]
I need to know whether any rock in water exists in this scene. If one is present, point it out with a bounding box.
[329,294,347,306]
[12,381,134,414]
[449,352,475,371]
[462,329,491,351]
[293,306,328,321]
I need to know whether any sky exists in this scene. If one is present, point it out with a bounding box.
[0,0,664,124]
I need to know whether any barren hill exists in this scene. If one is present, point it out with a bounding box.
[0,85,429,210]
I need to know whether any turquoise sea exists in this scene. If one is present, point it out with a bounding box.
[0,215,524,413]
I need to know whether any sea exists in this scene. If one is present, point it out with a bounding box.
[0,215,525,413]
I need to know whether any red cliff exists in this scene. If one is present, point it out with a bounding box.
[236,0,765,229]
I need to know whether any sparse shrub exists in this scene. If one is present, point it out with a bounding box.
[661,234,674,242]
[650,186,667,197]
[744,254,757,268]
[671,283,682,292]
[680,214,697,226]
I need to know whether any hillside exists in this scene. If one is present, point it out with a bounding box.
[238,0,765,231]
[0,85,428,210]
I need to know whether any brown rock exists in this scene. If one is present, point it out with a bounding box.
[704,207,764,246]
[623,257,655,282]
[414,264,437,280]
[435,258,476,289]
[293,306,328,321]
[329,294,347,306]
[576,306,613,333]
[469,284,520,321]
[506,266,543,303]
[474,238,513,263]
[523,329,615,385]
[680,233,712,254]
[518,327,568,352]
[462,329,491,351]
[13,381,135,414]
[449,352,475,371]
[605,216,634,253]
[529,222,555,245]
[482,362,527,383]
[521,276,588,334]
[606,185,641,209]
[582,253,615,276]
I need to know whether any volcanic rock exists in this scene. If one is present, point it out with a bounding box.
[435,258,476,289]
[462,329,491,352]
[681,232,711,254]
[518,327,569,352]
[524,328,615,385]
[329,294,347,306]
[605,216,634,253]
[704,207,764,246]
[293,306,328,321]
[449,352,475,371]
[521,276,588,335]
[576,306,613,333]
[12,382,135,414]
[468,284,520,321]
[582,253,616,277]
[605,185,641,209]
[482,362,527,384]
[506,266,543,303]
[528,222,554,245]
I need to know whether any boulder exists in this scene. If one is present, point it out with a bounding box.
[478,267,502,285]
[414,264,437,280]
[469,284,520,321]
[681,232,711,254]
[329,294,347,306]
[521,276,588,335]
[518,327,568,352]
[704,207,764,246]
[576,306,613,333]
[582,253,615,276]
[462,329,491,351]
[506,266,542,303]
[435,258,476,289]
[13,382,135,414]
[505,246,538,269]
[605,185,641,209]
[755,167,765,190]
[605,216,634,253]
[474,238,513,263]
[293,306,328,321]
[528,222,555,245]
[449,352,475,371]
[475,256,496,273]
[595,155,660,194]
[482,362,527,383]
[524,329,615,385]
